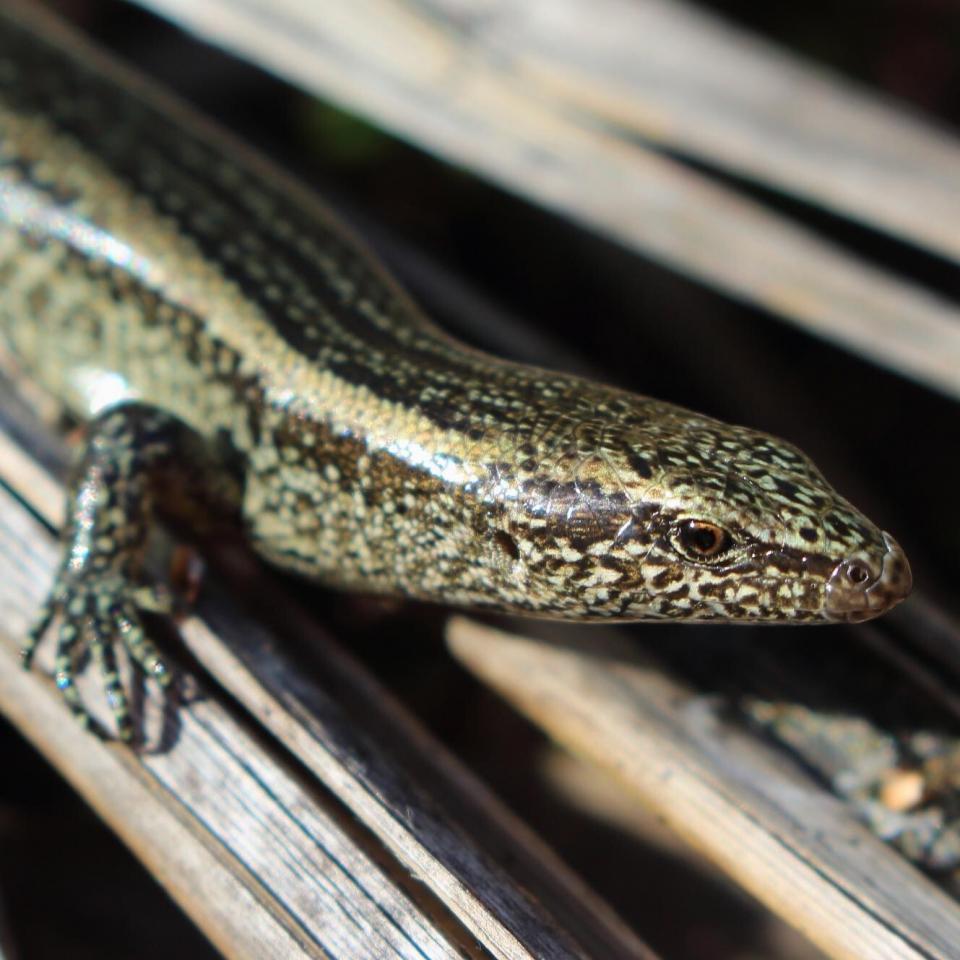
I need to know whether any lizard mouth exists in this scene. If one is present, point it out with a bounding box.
[824,531,912,623]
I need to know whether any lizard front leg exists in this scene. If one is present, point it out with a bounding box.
[22,402,242,741]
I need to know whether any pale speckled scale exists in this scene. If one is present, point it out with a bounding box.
[0,0,912,726]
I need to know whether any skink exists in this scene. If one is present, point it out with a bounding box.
[0,1,911,738]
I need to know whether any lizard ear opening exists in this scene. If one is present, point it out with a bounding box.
[493,530,520,560]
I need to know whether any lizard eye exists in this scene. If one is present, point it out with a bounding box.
[674,519,734,562]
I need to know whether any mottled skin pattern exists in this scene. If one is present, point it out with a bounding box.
[0,4,910,737]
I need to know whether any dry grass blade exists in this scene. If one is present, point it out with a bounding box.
[447,617,960,960]
[177,602,654,960]
[435,0,960,266]
[122,0,960,400]
[0,483,471,959]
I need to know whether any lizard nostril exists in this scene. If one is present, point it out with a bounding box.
[845,562,870,585]
[825,534,912,623]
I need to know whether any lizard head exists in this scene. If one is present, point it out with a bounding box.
[612,418,912,624]
[489,404,911,624]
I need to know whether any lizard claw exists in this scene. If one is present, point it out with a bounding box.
[23,568,172,741]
